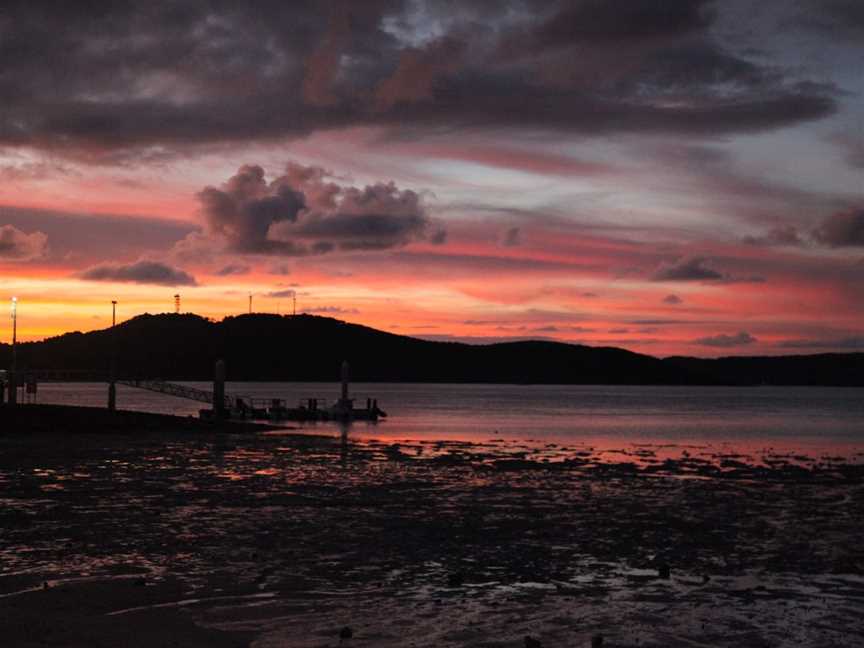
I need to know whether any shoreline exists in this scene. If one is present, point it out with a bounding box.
[0,403,282,436]
[2,402,862,480]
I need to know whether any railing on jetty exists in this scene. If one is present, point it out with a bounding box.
[117,379,236,409]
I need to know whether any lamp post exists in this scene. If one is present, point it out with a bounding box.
[9,297,17,406]
[108,300,117,411]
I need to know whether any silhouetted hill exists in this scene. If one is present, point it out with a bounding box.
[665,353,864,387]
[1,313,862,385]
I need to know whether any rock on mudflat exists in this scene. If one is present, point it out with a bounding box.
[447,571,465,588]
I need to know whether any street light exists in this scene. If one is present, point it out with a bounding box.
[108,300,117,411]
[11,297,17,369]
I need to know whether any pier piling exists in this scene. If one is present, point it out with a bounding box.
[341,360,350,401]
[213,359,226,419]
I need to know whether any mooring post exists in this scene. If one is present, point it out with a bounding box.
[341,360,350,402]
[7,371,16,406]
[214,359,226,419]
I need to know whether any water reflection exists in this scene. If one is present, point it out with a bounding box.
[1,418,862,647]
[28,382,864,450]
[339,421,350,468]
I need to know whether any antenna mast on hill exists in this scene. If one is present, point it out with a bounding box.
[174,294,180,314]
[248,293,253,314]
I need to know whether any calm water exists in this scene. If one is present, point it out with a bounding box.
[29,382,864,452]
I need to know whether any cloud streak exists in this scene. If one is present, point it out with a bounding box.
[777,336,864,350]
[78,261,197,286]
[695,331,757,348]
[653,256,724,281]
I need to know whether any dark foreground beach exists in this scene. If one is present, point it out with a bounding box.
[1,406,863,647]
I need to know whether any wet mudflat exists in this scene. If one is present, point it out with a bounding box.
[1,426,863,647]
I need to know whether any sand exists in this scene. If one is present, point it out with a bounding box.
[1,405,862,647]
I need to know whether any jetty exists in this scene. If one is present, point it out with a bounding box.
[198,360,386,422]
[1,361,386,424]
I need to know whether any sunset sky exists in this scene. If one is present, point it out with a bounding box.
[1,0,862,356]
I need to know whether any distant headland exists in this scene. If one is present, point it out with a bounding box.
[1,313,863,386]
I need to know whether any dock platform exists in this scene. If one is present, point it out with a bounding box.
[200,360,386,423]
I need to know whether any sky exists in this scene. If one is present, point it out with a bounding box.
[0,0,862,356]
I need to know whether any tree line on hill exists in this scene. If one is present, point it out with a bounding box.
[0,313,862,386]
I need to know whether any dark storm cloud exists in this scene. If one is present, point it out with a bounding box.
[637,42,768,88]
[79,260,197,286]
[695,331,756,348]
[198,163,437,255]
[0,0,838,161]
[531,0,713,46]
[0,225,48,260]
[812,208,864,247]
[381,75,834,138]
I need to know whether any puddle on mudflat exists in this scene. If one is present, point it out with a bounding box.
[0,429,862,647]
